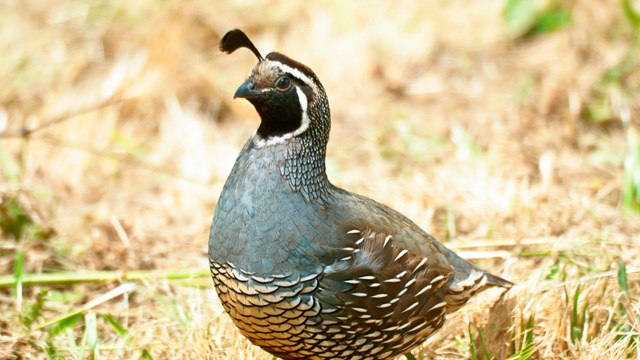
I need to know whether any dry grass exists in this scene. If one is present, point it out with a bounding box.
[1,0,639,359]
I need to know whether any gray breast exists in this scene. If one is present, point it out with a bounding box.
[210,139,332,274]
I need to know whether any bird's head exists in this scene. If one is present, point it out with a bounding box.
[220,29,330,146]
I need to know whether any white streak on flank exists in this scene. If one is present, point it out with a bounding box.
[358,275,376,281]
[394,249,408,262]
[383,235,392,247]
[412,258,428,273]
[405,278,416,288]
[347,229,361,234]
[409,321,428,333]
[395,270,407,279]
[430,275,445,284]
[430,301,447,310]
[371,293,388,298]
[253,87,310,148]
[414,284,433,297]
[402,301,420,313]
[355,238,365,246]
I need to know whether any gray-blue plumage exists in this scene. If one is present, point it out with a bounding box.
[209,29,512,360]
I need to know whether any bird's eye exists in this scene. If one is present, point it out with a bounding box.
[275,77,291,90]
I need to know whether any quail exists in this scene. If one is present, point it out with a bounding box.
[209,29,513,360]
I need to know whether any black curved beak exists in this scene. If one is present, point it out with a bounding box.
[234,80,259,99]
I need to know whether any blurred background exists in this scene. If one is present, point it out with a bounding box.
[1,0,639,359]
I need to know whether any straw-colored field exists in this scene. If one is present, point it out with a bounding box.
[1,1,639,359]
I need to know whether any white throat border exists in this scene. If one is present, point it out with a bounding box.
[253,86,310,148]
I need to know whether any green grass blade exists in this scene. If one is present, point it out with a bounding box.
[13,248,24,309]
[469,323,478,360]
[0,146,21,183]
[571,286,581,344]
[523,316,535,350]
[622,0,640,29]
[580,302,589,344]
[152,290,189,330]
[49,313,82,337]
[531,8,572,34]
[0,268,211,288]
[103,313,128,339]
[504,0,536,37]
[20,288,48,331]
[618,261,628,293]
[476,326,490,360]
[623,130,640,213]
[80,312,98,360]
[404,352,418,360]
[32,283,136,332]
[139,349,153,360]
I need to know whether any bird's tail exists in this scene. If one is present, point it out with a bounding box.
[484,271,514,289]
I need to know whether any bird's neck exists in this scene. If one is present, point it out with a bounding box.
[279,125,333,205]
[251,95,333,205]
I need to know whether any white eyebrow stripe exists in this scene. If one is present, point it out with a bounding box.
[271,61,315,89]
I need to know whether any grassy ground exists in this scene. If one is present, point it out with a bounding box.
[1,0,639,359]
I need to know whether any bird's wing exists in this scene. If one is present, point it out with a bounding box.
[313,228,454,356]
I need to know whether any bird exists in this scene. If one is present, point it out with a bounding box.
[209,29,512,360]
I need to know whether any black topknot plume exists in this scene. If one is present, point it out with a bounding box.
[219,29,264,62]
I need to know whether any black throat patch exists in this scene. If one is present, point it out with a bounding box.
[252,88,303,139]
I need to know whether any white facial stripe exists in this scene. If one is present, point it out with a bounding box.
[293,87,310,134]
[253,86,310,148]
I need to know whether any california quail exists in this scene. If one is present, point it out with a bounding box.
[209,29,513,359]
